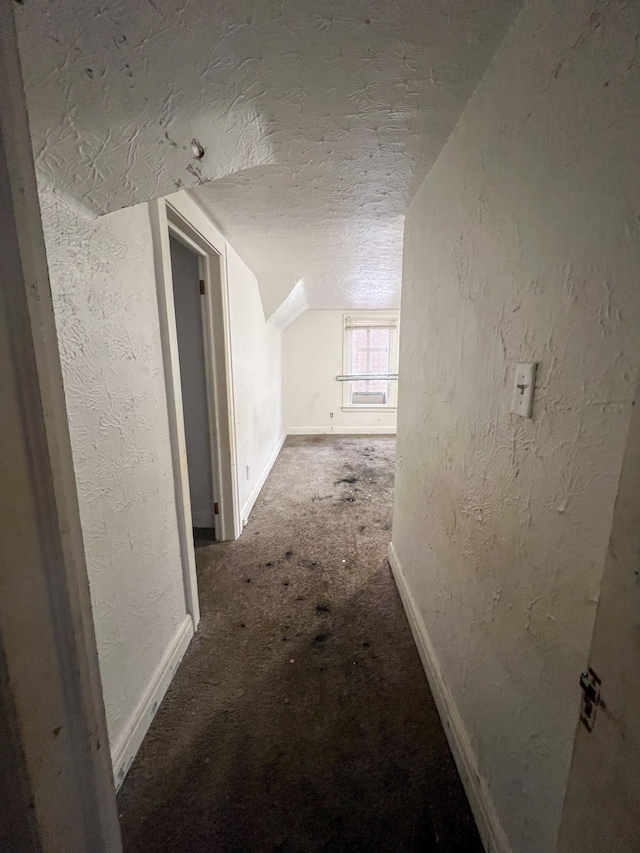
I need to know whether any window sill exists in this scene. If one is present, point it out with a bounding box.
[341,405,397,412]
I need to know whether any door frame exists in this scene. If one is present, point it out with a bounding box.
[167,220,223,536]
[1,3,121,849]
[149,193,242,626]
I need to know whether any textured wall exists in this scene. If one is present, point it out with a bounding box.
[392,1,640,850]
[16,0,521,318]
[39,187,187,757]
[226,246,284,518]
[283,311,397,434]
[38,185,286,767]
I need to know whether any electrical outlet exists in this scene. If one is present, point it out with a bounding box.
[246,465,250,480]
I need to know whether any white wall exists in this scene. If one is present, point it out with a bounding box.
[392,1,640,852]
[39,186,189,772]
[39,185,285,780]
[283,311,397,434]
[226,245,284,520]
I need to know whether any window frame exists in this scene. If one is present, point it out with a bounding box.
[341,312,399,411]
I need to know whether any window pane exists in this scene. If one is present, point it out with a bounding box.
[346,324,393,405]
[369,350,389,372]
[352,349,368,372]
[351,328,367,349]
[369,328,390,349]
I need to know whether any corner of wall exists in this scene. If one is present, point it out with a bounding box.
[240,430,287,525]
[388,543,511,853]
[112,615,194,789]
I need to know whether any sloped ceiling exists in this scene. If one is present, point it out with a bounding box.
[16,0,521,318]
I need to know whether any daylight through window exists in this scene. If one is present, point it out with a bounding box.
[343,315,399,408]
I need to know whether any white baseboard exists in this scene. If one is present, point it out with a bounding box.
[287,426,396,435]
[388,543,511,853]
[112,615,194,790]
[241,431,287,524]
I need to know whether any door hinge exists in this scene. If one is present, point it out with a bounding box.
[214,502,219,515]
[199,279,205,295]
[579,667,603,732]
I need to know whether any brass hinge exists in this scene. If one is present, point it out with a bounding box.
[199,279,205,295]
[579,668,603,732]
[214,502,219,515]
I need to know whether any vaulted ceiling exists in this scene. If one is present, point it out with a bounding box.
[17,0,521,321]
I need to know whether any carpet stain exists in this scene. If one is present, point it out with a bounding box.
[118,435,482,853]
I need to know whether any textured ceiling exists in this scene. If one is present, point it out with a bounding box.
[17,0,521,319]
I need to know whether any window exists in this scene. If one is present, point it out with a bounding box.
[342,314,399,409]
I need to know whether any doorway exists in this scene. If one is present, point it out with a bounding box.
[169,236,217,539]
[149,194,242,630]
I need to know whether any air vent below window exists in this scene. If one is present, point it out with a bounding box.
[351,391,387,405]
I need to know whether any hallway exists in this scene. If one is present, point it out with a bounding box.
[117,436,481,852]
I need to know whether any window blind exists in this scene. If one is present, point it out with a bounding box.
[344,315,398,331]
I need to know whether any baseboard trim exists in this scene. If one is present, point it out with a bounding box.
[111,615,194,790]
[287,426,396,435]
[241,431,287,524]
[388,543,511,853]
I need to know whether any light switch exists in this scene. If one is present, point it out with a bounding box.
[511,362,537,418]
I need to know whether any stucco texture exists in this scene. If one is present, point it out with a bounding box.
[16,0,521,318]
[392,1,640,850]
[39,187,188,757]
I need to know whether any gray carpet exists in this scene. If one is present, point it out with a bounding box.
[118,435,482,852]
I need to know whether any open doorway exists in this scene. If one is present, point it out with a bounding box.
[149,195,242,629]
[169,235,217,544]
